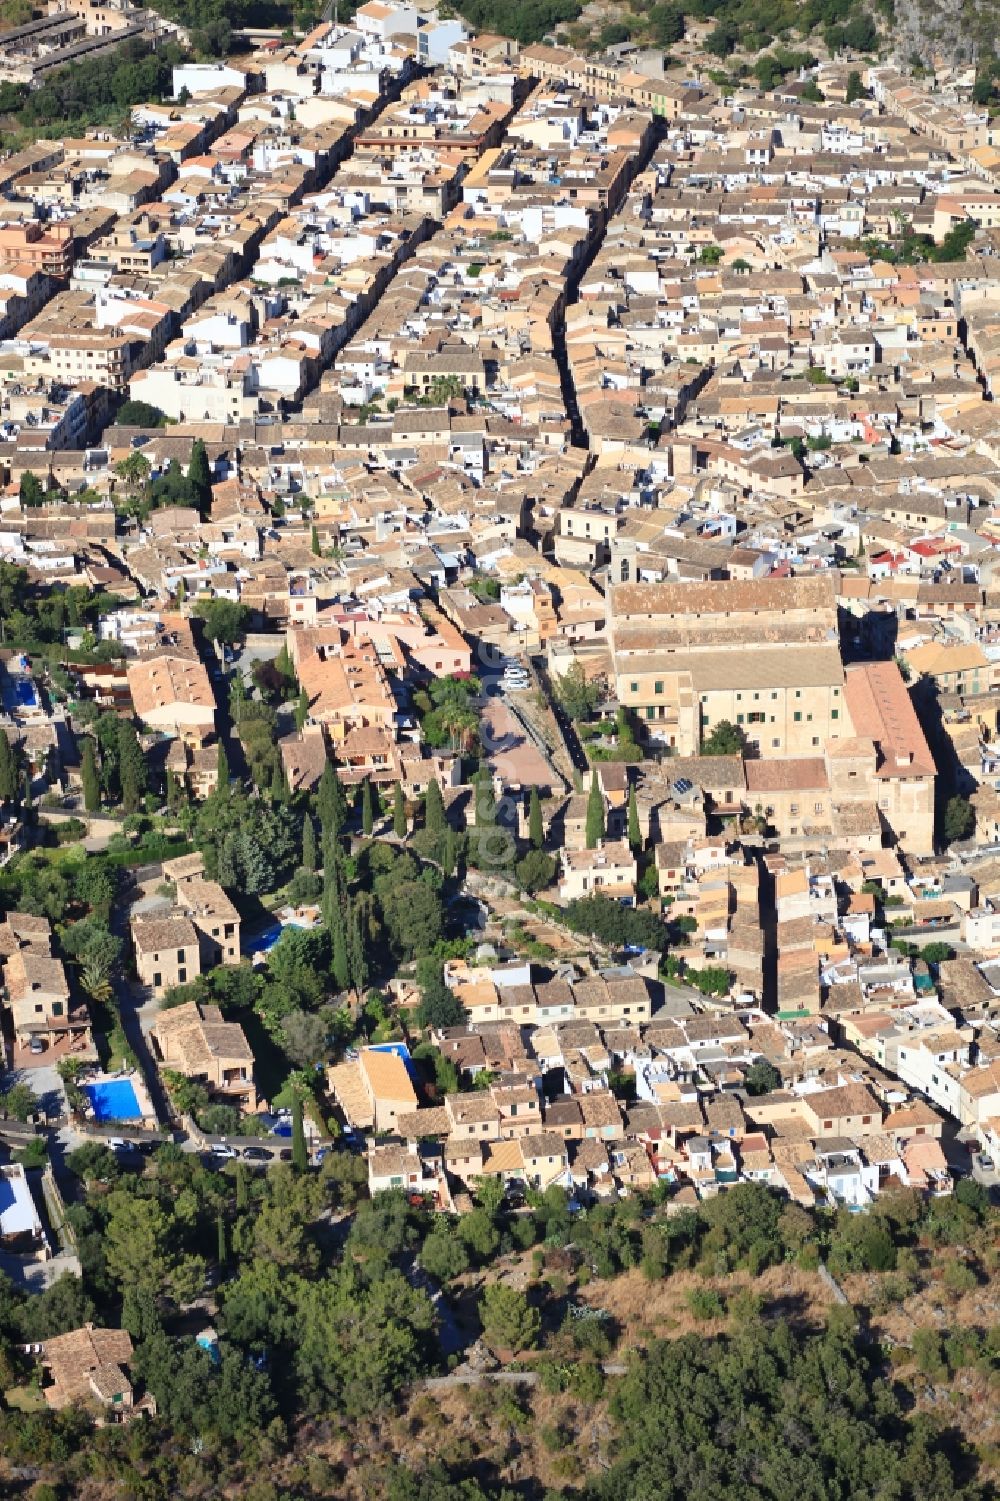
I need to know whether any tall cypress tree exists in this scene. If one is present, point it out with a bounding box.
[311,524,321,556]
[291,1094,308,1171]
[331,896,350,991]
[81,738,100,813]
[302,812,317,873]
[393,780,406,839]
[361,778,374,837]
[0,731,17,803]
[317,760,345,841]
[475,767,496,827]
[229,673,246,725]
[529,786,543,850]
[425,777,445,836]
[217,1212,227,1269]
[188,438,212,515]
[216,741,230,798]
[627,783,641,851]
[585,771,605,849]
[118,721,145,814]
[322,852,341,932]
[295,687,310,732]
[348,902,367,995]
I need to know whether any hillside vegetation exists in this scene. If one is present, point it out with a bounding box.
[0,1166,997,1500]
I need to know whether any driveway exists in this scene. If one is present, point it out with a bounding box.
[0,1248,81,1292]
[1,1061,66,1121]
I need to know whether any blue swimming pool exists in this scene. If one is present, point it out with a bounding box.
[246,922,282,955]
[1,676,37,711]
[85,1079,142,1122]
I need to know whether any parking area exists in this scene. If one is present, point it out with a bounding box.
[3,1060,67,1119]
[971,1151,1000,1190]
[11,1032,92,1072]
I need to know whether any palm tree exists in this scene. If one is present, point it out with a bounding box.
[114,451,150,501]
[80,957,113,1005]
[440,704,478,753]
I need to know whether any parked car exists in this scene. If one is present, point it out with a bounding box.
[242,1145,272,1162]
[28,1037,45,1054]
[278,1148,293,1161]
[211,1143,238,1160]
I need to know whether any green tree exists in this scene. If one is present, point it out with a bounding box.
[556,660,601,721]
[317,760,346,842]
[420,1227,469,1281]
[281,1008,327,1067]
[627,783,640,851]
[81,737,100,812]
[745,1058,782,1096]
[515,849,557,893]
[311,524,321,556]
[302,812,317,873]
[291,1093,308,1171]
[19,1273,95,1341]
[117,719,146,813]
[103,1192,172,1296]
[529,785,544,850]
[361,778,374,837]
[66,1140,119,1184]
[416,960,465,1029]
[382,880,443,959]
[424,777,445,836]
[116,397,167,427]
[114,450,151,498]
[195,598,248,647]
[216,740,230,798]
[649,1,683,45]
[187,437,212,514]
[330,894,350,992]
[702,719,745,756]
[479,1284,540,1353]
[348,902,368,995]
[19,471,44,507]
[458,1208,500,1262]
[0,731,19,803]
[63,918,122,1003]
[943,795,974,844]
[393,780,407,839]
[295,686,310,732]
[846,69,866,103]
[0,1080,38,1121]
[586,771,605,849]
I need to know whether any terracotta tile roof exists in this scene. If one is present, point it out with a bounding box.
[843,661,935,778]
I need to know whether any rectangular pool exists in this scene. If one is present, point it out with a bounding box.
[1,676,37,711]
[85,1079,142,1122]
